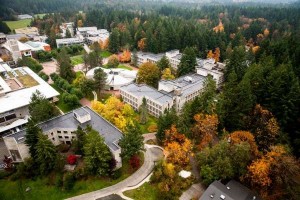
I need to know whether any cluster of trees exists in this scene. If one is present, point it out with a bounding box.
[17,57,43,73]
[91,96,135,131]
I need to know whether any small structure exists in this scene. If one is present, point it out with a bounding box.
[86,67,137,91]
[179,170,192,178]
[15,27,39,35]
[0,32,7,44]
[2,39,32,61]
[17,14,33,20]
[199,180,261,200]
[25,41,51,52]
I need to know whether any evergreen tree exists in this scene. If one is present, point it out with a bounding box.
[157,108,178,144]
[25,119,42,159]
[65,29,71,38]
[225,46,248,82]
[157,55,170,71]
[84,129,112,175]
[131,49,138,67]
[139,97,148,124]
[108,28,120,53]
[35,133,58,175]
[119,122,144,159]
[0,20,11,34]
[57,48,75,83]
[93,68,107,94]
[29,90,60,123]
[177,47,197,77]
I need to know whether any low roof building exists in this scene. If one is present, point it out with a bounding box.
[199,180,261,200]
[15,27,39,35]
[17,14,33,20]
[56,38,84,48]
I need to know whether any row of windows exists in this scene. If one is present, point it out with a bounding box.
[121,92,138,102]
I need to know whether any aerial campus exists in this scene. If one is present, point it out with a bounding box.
[0,0,300,200]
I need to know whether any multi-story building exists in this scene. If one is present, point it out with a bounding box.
[120,84,174,117]
[84,29,110,45]
[196,58,225,87]
[2,39,32,62]
[0,32,7,44]
[56,38,84,48]
[17,14,33,20]
[0,65,59,136]
[120,73,207,117]
[60,22,74,38]
[3,106,123,168]
[77,27,98,37]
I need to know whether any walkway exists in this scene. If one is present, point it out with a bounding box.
[179,183,204,200]
[66,144,163,200]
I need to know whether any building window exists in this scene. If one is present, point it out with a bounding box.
[57,131,61,133]
[63,131,68,134]
[58,136,63,139]
[65,136,69,139]
[51,132,53,136]
[52,138,55,141]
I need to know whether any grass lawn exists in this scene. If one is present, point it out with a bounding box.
[0,153,144,200]
[18,75,39,87]
[34,13,48,18]
[4,19,32,31]
[71,55,84,65]
[123,182,159,200]
[100,51,112,58]
[118,64,132,70]
[98,93,112,103]
[138,115,158,134]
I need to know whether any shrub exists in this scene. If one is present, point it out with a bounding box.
[55,173,63,188]
[63,172,75,191]
[0,170,14,179]
[67,155,77,165]
[17,57,43,73]
[148,124,158,132]
[130,155,140,170]
[111,169,122,180]
[39,72,49,82]
[58,143,70,153]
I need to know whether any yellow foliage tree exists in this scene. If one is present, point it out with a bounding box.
[263,28,270,37]
[91,96,134,132]
[100,39,109,50]
[161,68,175,80]
[207,50,214,59]
[213,47,220,63]
[229,131,259,157]
[77,20,83,27]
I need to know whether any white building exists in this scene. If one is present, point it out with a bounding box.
[60,22,74,38]
[3,106,123,168]
[2,39,32,62]
[0,65,59,135]
[56,38,84,48]
[120,73,207,117]
[86,67,137,91]
[25,41,51,52]
[120,84,174,117]
[77,27,98,37]
[17,14,33,20]
[0,32,6,44]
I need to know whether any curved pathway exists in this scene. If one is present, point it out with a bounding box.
[66,144,163,200]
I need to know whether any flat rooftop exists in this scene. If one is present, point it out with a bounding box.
[5,106,123,151]
[0,67,59,113]
[120,83,173,105]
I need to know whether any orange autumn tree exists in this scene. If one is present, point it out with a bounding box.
[207,50,214,59]
[164,125,192,167]
[119,49,131,62]
[213,47,220,63]
[228,131,259,157]
[244,145,300,200]
[192,114,218,150]
[100,39,109,50]
[138,38,146,51]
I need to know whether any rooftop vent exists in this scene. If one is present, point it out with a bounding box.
[73,108,91,124]
[227,186,230,190]
[210,194,214,198]
[18,137,24,141]
[184,76,193,83]
[220,195,226,200]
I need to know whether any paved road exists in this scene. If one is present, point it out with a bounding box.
[66,145,163,200]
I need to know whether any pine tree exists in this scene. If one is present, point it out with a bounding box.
[119,122,144,159]
[157,55,170,71]
[177,47,197,76]
[108,28,120,53]
[93,68,107,94]
[157,108,178,144]
[139,98,148,124]
[25,119,42,159]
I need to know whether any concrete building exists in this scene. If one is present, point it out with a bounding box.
[86,67,137,91]
[56,38,84,48]
[0,65,59,136]
[120,84,174,117]
[135,52,164,66]
[85,29,110,45]
[25,41,51,52]
[60,22,74,38]
[120,73,207,117]
[17,15,33,20]
[196,58,225,87]
[15,27,39,35]
[2,39,32,61]
[3,106,123,168]
[199,180,261,200]
[77,27,98,37]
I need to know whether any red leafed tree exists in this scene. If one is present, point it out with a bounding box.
[130,154,140,170]
[67,155,77,165]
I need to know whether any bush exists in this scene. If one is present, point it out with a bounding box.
[58,143,70,153]
[17,57,43,73]
[67,155,77,165]
[111,169,122,180]
[63,172,75,191]
[39,72,49,82]
[0,170,14,179]
[130,155,141,170]
[55,173,63,188]
[147,124,158,132]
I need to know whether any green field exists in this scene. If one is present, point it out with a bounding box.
[71,55,84,65]
[4,19,32,31]
[124,182,159,200]
[118,64,133,70]
[34,13,48,18]
[0,153,144,200]
[100,51,112,58]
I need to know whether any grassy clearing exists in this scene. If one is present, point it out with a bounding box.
[118,64,133,70]
[71,55,84,65]
[138,115,158,134]
[50,84,77,113]
[0,153,144,200]
[4,19,32,31]
[123,182,159,200]
[98,92,112,103]
[34,13,48,18]
[100,51,112,58]
[18,75,39,87]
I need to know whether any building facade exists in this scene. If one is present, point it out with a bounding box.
[3,106,123,168]
[56,38,84,48]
